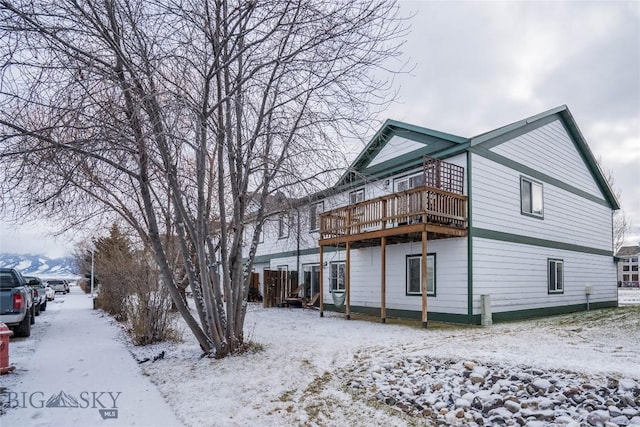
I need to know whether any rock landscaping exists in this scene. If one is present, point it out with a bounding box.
[349,356,640,426]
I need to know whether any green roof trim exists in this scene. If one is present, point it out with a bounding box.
[336,119,468,187]
[469,105,620,210]
[297,105,619,212]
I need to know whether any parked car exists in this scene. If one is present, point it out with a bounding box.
[47,279,67,294]
[44,284,55,301]
[0,268,35,337]
[24,276,47,313]
[62,280,70,293]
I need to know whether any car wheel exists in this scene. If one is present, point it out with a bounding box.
[14,312,31,338]
[35,303,41,316]
[41,301,47,312]
[30,306,35,324]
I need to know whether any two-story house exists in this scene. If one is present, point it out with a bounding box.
[246,105,620,325]
[616,245,640,287]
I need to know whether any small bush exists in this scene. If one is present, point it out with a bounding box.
[78,278,91,294]
[126,283,178,345]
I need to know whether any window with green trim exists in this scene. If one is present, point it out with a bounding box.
[548,259,563,294]
[521,177,543,218]
[406,254,435,296]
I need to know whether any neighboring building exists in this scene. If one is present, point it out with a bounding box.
[616,245,640,287]
[245,105,620,325]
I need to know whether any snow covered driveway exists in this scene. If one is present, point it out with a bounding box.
[0,286,183,426]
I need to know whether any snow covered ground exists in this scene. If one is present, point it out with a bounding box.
[130,293,640,427]
[0,286,182,426]
[2,288,639,426]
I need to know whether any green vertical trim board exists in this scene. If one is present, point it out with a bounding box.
[466,152,474,325]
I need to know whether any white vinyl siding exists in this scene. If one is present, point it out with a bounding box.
[368,135,426,167]
[491,119,603,198]
[472,154,613,251]
[332,238,467,315]
[472,238,616,315]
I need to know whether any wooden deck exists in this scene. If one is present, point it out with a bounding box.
[316,156,468,327]
[319,185,467,248]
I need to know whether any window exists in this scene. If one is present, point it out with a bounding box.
[406,254,435,296]
[623,274,630,282]
[278,214,289,239]
[395,173,425,192]
[309,201,324,232]
[548,259,564,294]
[632,257,639,263]
[624,265,630,271]
[632,265,639,272]
[521,177,543,218]
[633,274,639,282]
[330,262,345,292]
[349,189,364,204]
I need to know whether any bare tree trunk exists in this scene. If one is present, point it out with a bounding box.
[0,0,407,358]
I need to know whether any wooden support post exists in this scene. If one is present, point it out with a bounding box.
[381,236,386,324]
[319,245,324,317]
[421,230,428,328]
[346,241,351,320]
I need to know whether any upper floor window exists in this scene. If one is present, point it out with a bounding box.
[406,254,436,296]
[548,259,564,294]
[521,177,543,218]
[395,173,425,192]
[278,214,289,239]
[309,201,324,232]
[349,189,364,204]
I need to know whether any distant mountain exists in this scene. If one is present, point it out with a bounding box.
[0,253,78,278]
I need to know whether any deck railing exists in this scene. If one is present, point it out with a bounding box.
[319,185,467,239]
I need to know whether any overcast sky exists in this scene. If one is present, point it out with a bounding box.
[0,0,638,258]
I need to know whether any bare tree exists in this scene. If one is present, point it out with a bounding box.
[0,0,407,357]
[596,157,629,253]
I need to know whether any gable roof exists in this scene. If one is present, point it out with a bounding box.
[336,119,467,187]
[469,105,620,210]
[616,245,640,257]
[306,105,619,213]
